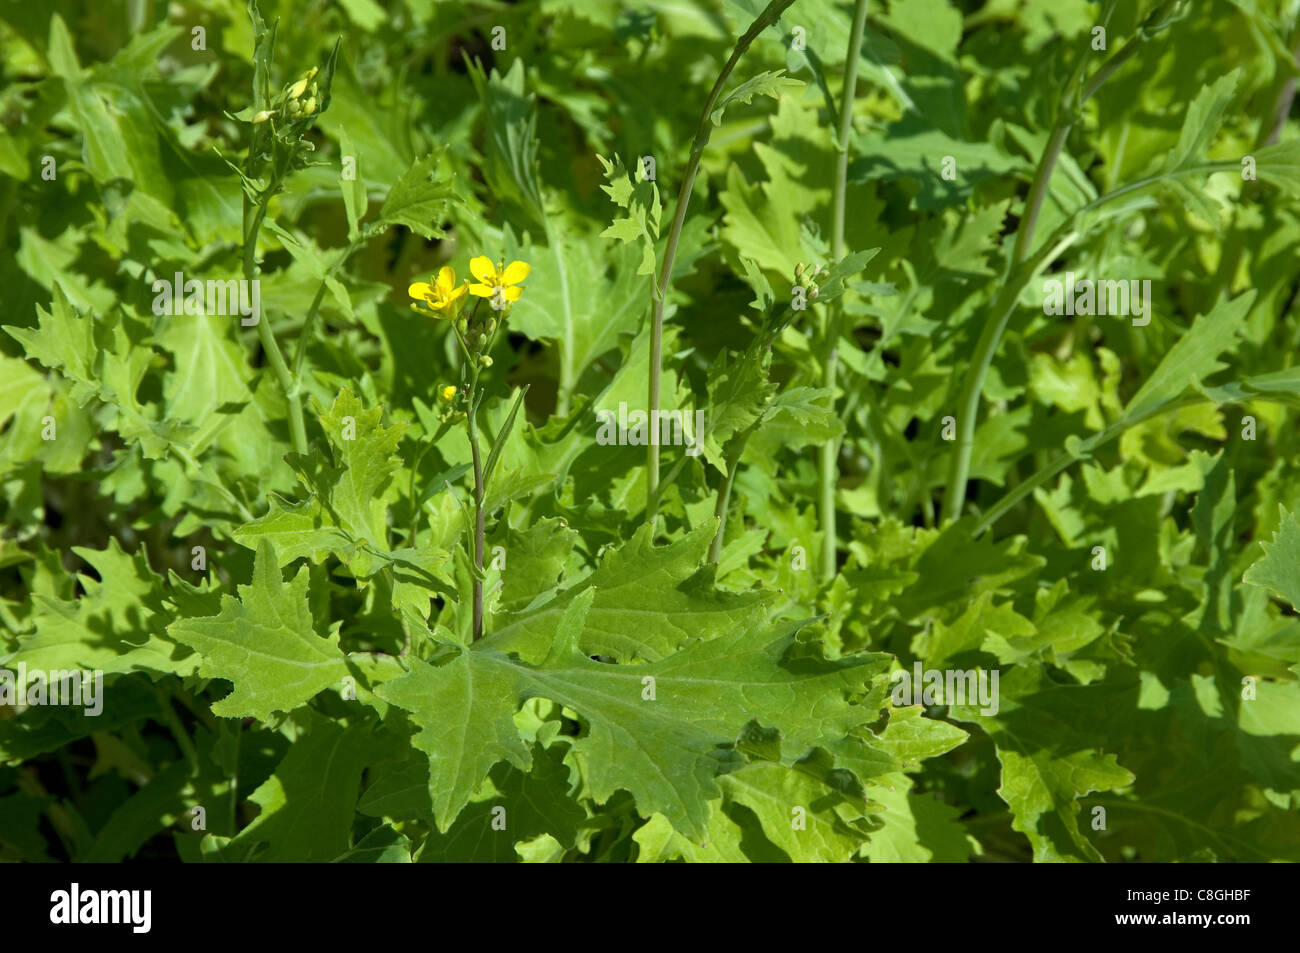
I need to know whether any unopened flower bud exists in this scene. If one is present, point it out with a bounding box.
[479,355,493,368]
[287,68,318,100]
[303,97,317,115]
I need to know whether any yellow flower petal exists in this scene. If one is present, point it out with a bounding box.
[501,285,522,302]
[468,283,494,297]
[408,281,433,301]
[470,256,496,284]
[436,266,456,294]
[500,261,530,285]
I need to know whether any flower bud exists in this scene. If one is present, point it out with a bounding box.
[303,97,317,116]
[479,355,493,368]
[288,68,318,100]
[252,110,274,124]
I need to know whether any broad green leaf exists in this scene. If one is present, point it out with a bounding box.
[417,746,585,861]
[380,605,893,839]
[482,522,769,662]
[154,309,253,426]
[232,494,356,566]
[223,717,399,862]
[168,540,350,720]
[12,539,194,677]
[332,825,413,863]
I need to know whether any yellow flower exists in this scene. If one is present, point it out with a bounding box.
[409,266,468,317]
[467,256,529,304]
[439,384,457,403]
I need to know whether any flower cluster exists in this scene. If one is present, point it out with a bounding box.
[411,255,529,412]
[794,261,825,300]
[252,66,321,126]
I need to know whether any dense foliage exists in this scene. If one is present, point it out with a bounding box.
[2,0,1299,863]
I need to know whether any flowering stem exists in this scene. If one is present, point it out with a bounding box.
[818,0,869,584]
[454,297,491,642]
[941,0,1184,524]
[646,0,796,522]
[242,179,308,457]
[467,407,485,642]
[709,427,754,565]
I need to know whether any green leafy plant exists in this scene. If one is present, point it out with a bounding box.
[1,0,1299,864]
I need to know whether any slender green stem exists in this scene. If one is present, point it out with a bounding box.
[155,687,199,772]
[831,0,869,260]
[226,720,240,835]
[942,232,1080,523]
[16,770,84,857]
[709,429,754,564]
[460,302,489,643]
[1009,124,1071,265]
[467,407,485,642]
[819,0,870,583]
[645,0,796,522]
[242,185,308,456]
[941,1,1186,523]
[972,393,1300,535]
[172,686,221,734]
[1264,20,1300,146]
[817,352,839,579]
[255,317,307,454]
